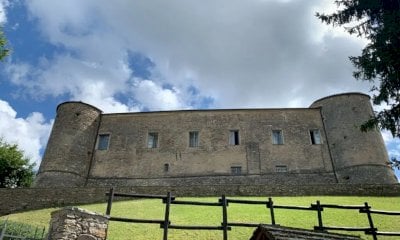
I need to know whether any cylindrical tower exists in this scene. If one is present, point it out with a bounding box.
[310,92,397,184]
[35,102,102,187]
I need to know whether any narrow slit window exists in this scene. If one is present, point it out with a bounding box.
[189,131,199,147]
[97,134,110,150]
[229,130,240,145]
[147,132,158,148]
[164,163,169,172]
[310,129,322,144]
[272,130,283,145]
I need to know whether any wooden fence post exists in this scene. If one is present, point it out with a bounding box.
[364,202,377,240]
[105,187,115,217]
[221,195,228,240]
[316,200,324,231]
[268,197,276,225]
[162,192,172,240]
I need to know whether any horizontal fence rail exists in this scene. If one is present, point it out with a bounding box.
[105,188,400,240]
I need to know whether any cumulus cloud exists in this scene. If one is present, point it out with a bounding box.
[16,0,372,112]
[132,80,185,111]
[1,0,398,178]
[0,99,52,167]
[0,0,9,24]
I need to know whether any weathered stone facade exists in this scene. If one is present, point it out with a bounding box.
[34,92,398,188]
[47,207,108,240]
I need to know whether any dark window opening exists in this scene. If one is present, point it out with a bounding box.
[148,132,158,148]
[275,165,288,173]
[231,166,242,175]
[229,130,240,145]
[189,131,199,147]
[97,134,110,150]
[310,130,322,144]
[272,130,283,145]
[164,163,169,172]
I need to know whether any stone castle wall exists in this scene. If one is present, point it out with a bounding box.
[91,108,333,179]
[310,93,395,183]
[35,102,102,187]
[34,92,398,188]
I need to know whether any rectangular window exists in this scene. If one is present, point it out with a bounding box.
[229,130,240,145]
[97,134,110,150]
[231,166,242,175]
[275,165,288,173]
[272,130,283,145]
[147,132,158,148]
[310,129,322,144]
[189,131,199,147]
[164,163,169,173]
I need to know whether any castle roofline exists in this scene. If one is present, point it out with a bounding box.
[101,107,319,117]
[55,92,370,116]
[310,92,370,107]
[56,101,103,113]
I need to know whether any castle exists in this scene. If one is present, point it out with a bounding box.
[34,92,398,188]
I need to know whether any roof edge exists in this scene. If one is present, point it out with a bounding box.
[310,92,370,107]
[56,101,103,113]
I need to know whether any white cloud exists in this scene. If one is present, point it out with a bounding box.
[19,0,374,112]
[0,0,9,24]
[132,80,185,111]
[0,99,53,167]
[382,130,400,157]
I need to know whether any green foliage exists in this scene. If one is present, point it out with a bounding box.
[390,157,400,169]
[0,219,46,239]
[0,27,9,60]
[0,139,35,188]
[317,0,400,137]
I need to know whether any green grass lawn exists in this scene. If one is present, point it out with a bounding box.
[2,196,400,240]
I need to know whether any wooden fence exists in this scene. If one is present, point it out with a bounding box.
[105,188,400,240]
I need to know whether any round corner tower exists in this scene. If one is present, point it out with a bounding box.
[35,102,102,187]
[310,92,397,184]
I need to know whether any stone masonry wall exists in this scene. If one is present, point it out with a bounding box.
[47,207,108,240]
[1,184,399,216]
[92,108,332,179]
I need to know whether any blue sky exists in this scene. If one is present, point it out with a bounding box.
[0,0,399,180]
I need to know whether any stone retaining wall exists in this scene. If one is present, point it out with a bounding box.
[47,207,108,240]
[1,184,399,216]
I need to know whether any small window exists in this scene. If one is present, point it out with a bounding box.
[272,130,283,145]
[147,132,158,148]
[229,130,240,145]
[164,163,169,172]
[275,165,288,173]
[97,134,110,150]
[189,131,199,147]
[310,129,322,144]
[231,166,242,175]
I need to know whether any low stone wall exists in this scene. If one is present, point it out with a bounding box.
[85,172,337,186]
[1,184,399,216]
[47,207,108,240]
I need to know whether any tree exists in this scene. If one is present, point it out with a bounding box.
[316,0,400,170]
[0,27,9,60]
[0,139,35,188]
[316,0,400,137]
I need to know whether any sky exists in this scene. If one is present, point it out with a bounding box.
[0,0,399,179]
